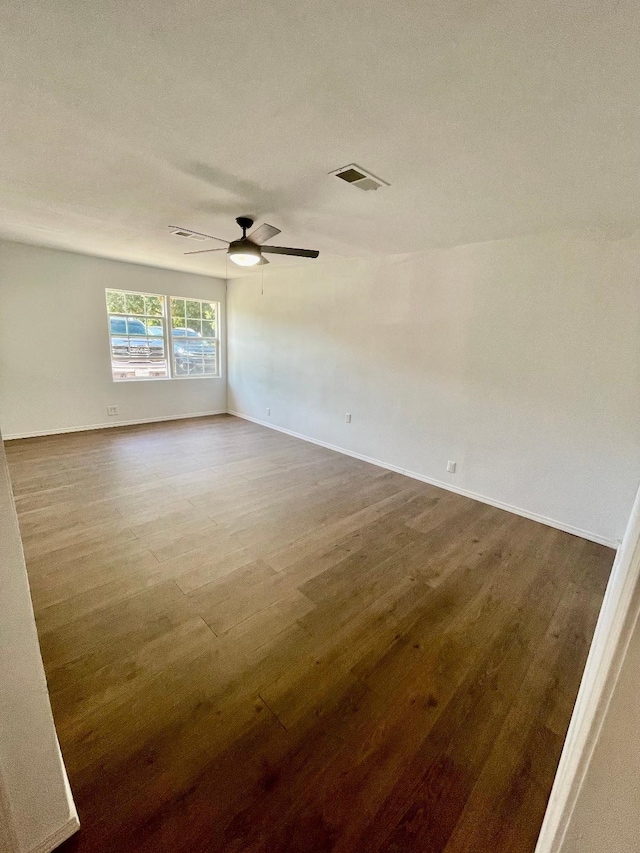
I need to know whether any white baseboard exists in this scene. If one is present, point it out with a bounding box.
[28,815,79,853]
[5,406,619,549]
[227,410,619,550]
[3,410,228,441]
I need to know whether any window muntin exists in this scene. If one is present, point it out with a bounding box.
[105,290,219,381]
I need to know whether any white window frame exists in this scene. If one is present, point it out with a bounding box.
[105,289,220,382]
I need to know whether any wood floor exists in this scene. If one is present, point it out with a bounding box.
[5,415,613,853]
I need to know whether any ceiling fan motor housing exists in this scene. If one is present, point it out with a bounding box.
[228,237,262,266]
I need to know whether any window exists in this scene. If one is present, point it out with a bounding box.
[170,298,218,377]
[105,290,219,381]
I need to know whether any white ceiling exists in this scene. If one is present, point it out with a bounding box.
[0,0,638,278]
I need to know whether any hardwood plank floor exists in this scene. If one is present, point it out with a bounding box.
[4,415,614,853]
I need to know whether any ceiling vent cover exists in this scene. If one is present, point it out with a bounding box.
[168,227,208,241]
[330,164,389,192]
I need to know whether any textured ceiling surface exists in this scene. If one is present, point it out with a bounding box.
[0,0,638,277]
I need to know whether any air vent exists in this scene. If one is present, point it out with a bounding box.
[330,164,389,192]
[168,227,208,241]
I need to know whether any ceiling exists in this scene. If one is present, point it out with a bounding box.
[0,0,638,278]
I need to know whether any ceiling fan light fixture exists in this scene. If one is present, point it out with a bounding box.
[229,253,261,267]
[228,238,261,267]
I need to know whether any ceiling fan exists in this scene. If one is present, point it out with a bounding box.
[171,217,319,267]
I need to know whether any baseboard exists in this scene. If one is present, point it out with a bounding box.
[27,815,79,853]
[3,410,228,441]
[227,410,619,550]
[5,407,618,548]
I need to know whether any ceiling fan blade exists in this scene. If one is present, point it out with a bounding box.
[184,247,228,255]
[248,223,281,245]
[258,256,270,265]
[169,226,228,244]
[261,246,319,258]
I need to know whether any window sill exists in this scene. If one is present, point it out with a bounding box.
[112,374,222,383]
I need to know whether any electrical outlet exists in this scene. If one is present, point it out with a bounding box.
[345,413,352,423]
[107,406,118,416]
[447,460,456,474]
[266,408,271,416]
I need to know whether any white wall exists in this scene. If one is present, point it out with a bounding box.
[0,428,78,853]
[0,241,226,438]
[228,232,640,546]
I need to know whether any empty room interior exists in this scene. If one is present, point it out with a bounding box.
[1,2,640,853]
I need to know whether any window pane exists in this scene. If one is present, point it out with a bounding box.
[202,320,215,337]
[125,317,147,336]
[186,300,201,319]
[170,298,185,317]
[145,295,163,316]
[106,290,126,313]
[201,301,216,321]
[125,293,145,314]
[110,336,129,358]
[185,319,201,334]
[202,345,217,375]
[172,316,185,329]
[174,356,191,376]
